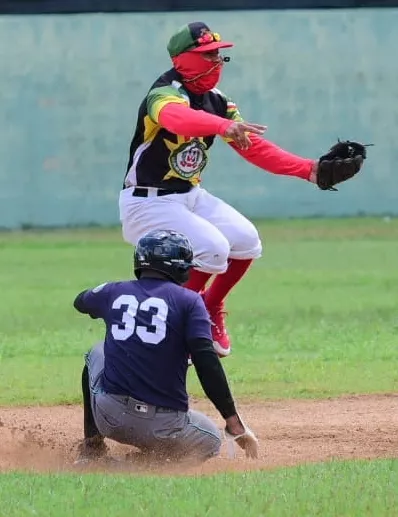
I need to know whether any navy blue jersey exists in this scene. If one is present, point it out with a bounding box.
[76,278,212,411]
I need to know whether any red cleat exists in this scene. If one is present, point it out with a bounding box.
[206,302,231,357]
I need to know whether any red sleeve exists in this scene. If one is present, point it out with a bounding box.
[230,134,315,180]
[158,103,233,138]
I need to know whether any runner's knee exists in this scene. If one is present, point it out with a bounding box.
[186,410,222,460]
[205,433,222,459]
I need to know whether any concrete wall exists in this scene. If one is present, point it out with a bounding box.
[1,10,397,228]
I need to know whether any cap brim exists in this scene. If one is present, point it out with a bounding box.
[190,41,234,53]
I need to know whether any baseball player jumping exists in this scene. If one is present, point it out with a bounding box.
[74,229,258,464]
[119,22,367,357]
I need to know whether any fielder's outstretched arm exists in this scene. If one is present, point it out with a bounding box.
[158,102,316,181]
[229,134,316,181]
[158,102,233,137]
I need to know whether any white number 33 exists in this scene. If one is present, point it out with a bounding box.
[111,294,168,345]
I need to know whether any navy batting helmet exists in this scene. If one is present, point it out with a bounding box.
[134,230,197,285]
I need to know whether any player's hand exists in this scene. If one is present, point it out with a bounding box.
[224,121,267,150]
[225,414,259,459]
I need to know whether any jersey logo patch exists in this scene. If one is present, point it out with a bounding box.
[168,138,208,179]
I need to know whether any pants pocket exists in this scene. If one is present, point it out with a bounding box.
[94,394,123,430]
[152,412,186,440]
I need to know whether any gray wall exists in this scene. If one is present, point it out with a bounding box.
[1,10,397,228]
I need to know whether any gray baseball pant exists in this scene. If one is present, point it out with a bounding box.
[85,342,222,462]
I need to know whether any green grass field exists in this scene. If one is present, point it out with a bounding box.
[1,460,398,517]
[1,218,397,516]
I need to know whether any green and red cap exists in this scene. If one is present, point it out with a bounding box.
[167,22,234,58]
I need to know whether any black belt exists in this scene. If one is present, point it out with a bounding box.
[109,393,176,413]
[132,187,191,197]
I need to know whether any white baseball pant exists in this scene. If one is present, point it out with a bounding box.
[119,185,262,274]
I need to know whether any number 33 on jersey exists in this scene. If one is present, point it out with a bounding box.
[74,278,212,351]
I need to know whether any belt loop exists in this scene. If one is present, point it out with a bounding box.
[147,187,159,198]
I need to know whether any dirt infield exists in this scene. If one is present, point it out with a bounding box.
[0,394,397,476]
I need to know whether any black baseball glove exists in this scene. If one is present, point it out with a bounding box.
[316,140,371,191]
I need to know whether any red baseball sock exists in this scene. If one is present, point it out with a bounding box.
[204,258,253,308]
[183,269,213,293]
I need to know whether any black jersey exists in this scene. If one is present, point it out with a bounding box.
[124,68,242,191]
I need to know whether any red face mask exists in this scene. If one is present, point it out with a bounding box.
[172,52,223,94]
